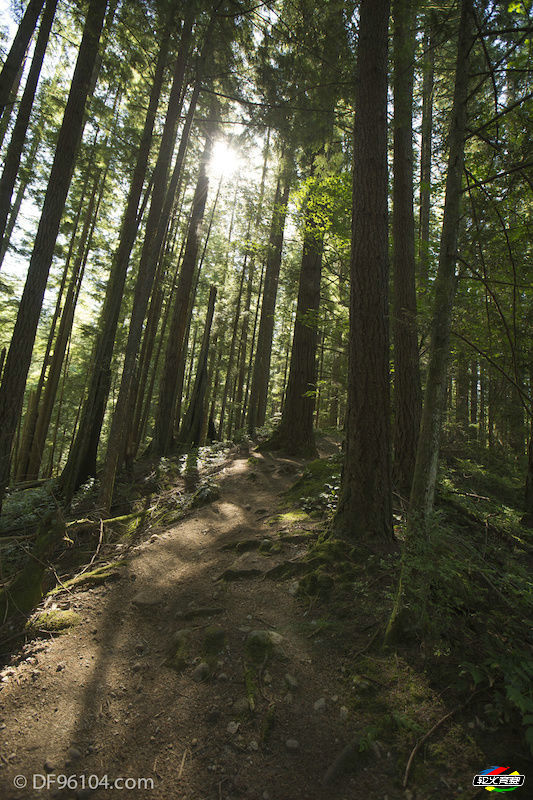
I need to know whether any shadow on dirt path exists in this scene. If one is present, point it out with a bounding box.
[0,451,374,800]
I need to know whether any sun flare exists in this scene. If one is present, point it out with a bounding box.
[209,139,240,178]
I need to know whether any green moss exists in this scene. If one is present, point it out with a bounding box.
[270,510,309,525]
[284,457,341,504]
[26,609,81,633]
[46,560,126,596]
[168,628,192,672]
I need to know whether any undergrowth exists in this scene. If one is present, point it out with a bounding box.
[283,444,533,762]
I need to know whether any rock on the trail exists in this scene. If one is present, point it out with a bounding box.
[168,628,192,672]
[132,591,161,608]
[284,673,299,690]
[227,721,240,734]
[67,746,82,761]
[245,630,283,664]
[285,739,299,750]
[192,661,210,682]
[314,697,326,712]
[44,759,54,773]
[340,706,349,721]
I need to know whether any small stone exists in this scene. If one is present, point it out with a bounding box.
[191,738,198,747]
[331,695,338,702]
[339,706,349,721]
[313,697,326,712]
[288,581,299,596]
[132,661,143,672]
[227,721,240,734]
[285,739,299,750]
[192,662,210,682]
[284,673,299,690]
[132,591,160,607]
[44,759,54,773]
[56,662,66,672]
[218,672,228,681]
[232,697,250,715]
[249,740,259,751]
[67,746,81,761]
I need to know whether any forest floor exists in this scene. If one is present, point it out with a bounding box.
[0,441,530,800]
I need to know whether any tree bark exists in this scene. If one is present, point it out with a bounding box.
[28,168,104,479]
[151,124,215,456]
[418,19,435,290]
[0,0,45,114]
[265,192,324,456]
[59,11,172,499]
[392,0,421,498]
[409,0,472,521]
[0,131,40,270]
[178,286,217,446]
[0,0,57,251]
[334,0,393,543]
[247,155,292,433]
[99,13,194,509]
[0,0,108,512]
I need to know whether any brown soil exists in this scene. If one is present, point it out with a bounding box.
[0,450,491,799]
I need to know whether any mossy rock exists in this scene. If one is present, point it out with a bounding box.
[202,626,226,658]
[168,628,192,672]
[299,568,335,597]
[46,560,126,596]
[245,629,283,665]
[26,609,81,634]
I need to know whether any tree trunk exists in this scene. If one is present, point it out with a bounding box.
[0,0,45,114]
[455,349,470,433]
[265,193,324,456]
[392,0,421,497]
[15,155,92,481]
[0,60,24,152]
[178,286,217,446]
[334,0,393,543]
[247,155,292,433]
[0,0,108,513]
[409,0,472,521]
[523,427,533,527]
[152,124,215,456]
[0,0,57,250]
[59,11,172,499]
[99,14,194,509]
[0,131,40,270]
[28,168,103,479]
[470,360,478,438]
[418,19,435,290]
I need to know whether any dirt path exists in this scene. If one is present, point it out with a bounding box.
[0,451,370,800]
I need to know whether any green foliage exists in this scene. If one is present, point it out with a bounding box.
[0,482,58,535]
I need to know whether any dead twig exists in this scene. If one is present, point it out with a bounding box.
[403,690,481,788]
[178,747,189,780]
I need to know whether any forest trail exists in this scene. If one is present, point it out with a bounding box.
[0,450,374,800]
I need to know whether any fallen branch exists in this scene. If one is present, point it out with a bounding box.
[403,691,481,788]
